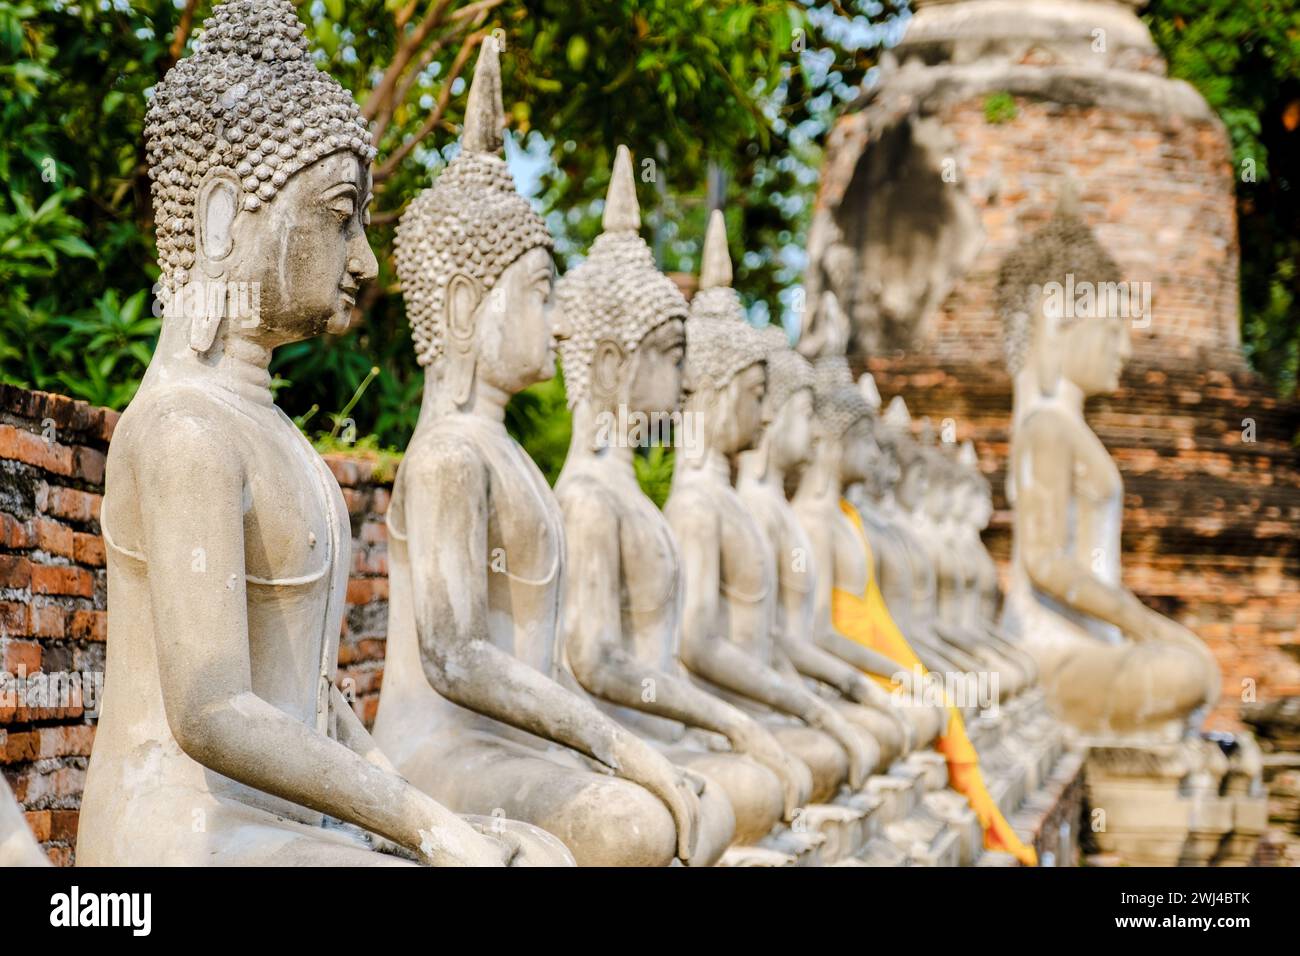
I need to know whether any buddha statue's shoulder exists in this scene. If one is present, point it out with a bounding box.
[1018,401,1084,445]
[554,469,620,527]
[664,475,721,535]
[398,422,491,481]
[112,385,252,471]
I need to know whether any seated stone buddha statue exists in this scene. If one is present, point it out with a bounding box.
[553,146,807,848]
[865,397,995,683]
[374,48,726,866]
[997,203,1220,739]
[737,324,918,769]
[934,439,1041,694]
[909,431,1034,700]
[665,212,875,805]
[79,0,564,866]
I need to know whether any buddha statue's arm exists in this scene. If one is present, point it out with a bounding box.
[405,444,703,862]
[798,512,919,686]
[137,416,504,867]
[331,684,400,774]
[1016,418,1168,638]
[562,491,776,735]
[560,491,808,813]
[778,628,898,711]
[667,491,870,786]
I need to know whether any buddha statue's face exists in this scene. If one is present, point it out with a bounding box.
[458,246,561,395]
[896,451,928,512]
[197,152,377,346]
[943,474,966,523]
[968,478,992,530]
[873,439,901,499]
[1059,313,1131,397]
[726,361,768,456]
[769,387,814,472]
[839,416,878,486]
[627,318,686,416]
[923,462,951,520]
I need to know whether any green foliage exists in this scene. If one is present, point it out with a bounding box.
[505,366,571,485]
[0,1,895,457]
[1144,0,1300,393]
[633,444,675,508]
[982,92,1017,125]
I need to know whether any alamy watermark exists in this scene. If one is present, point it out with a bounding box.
[593,405,702,453]
[0,667,104,717]
[889,665,1000,716]
[1040,273,1151,329]
[152,279,261,328]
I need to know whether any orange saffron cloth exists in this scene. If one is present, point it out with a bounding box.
[832,499,1037,866]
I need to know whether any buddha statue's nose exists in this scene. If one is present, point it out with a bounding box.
[349,232,379,284]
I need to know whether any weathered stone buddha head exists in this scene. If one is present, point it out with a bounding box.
[882,396,928,511]
[756,324,815,473]
[806,318,878,487]
[683,210,768,458]
[956,440,993,531]
[555,146,687,420]
[395,41,557,405]
[145,0,379,353]
[997,199,1131,400]
[917,424,955,522]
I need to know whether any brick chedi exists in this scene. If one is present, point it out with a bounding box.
[808,0,1300,729]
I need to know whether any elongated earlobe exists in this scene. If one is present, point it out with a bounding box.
[190,173,241,354]
[445,273,480,406]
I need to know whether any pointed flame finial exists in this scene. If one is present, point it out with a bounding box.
[699,209,733,290]
[602,145,641,233]
[462,38,504,154]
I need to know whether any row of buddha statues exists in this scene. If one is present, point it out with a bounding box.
[2,0,1251,868]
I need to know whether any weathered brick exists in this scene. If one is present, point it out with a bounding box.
[38,725,95,758]
[34,517,74,558]
[42,487,101,525]
[0,513,32,549]
[67,610,106,643]
[97,409,120,444]
[49,809,78,842]
[0,602,28,636]
[30,564,94,598]
[346,578,374,605]
[73,532,105,567]
[2,731,37,763]
[45,846,71,866]
[0,555,31,588]
[0,424,74,477]
[24,810,51,841]
[3,640,40,673]
[29,605,66,638]
[73,446,106,485]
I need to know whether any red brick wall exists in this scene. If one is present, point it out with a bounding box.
[0,384,393,865]
[0,386,113,866]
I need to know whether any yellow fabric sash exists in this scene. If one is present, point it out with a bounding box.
[831,499,1037,866]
